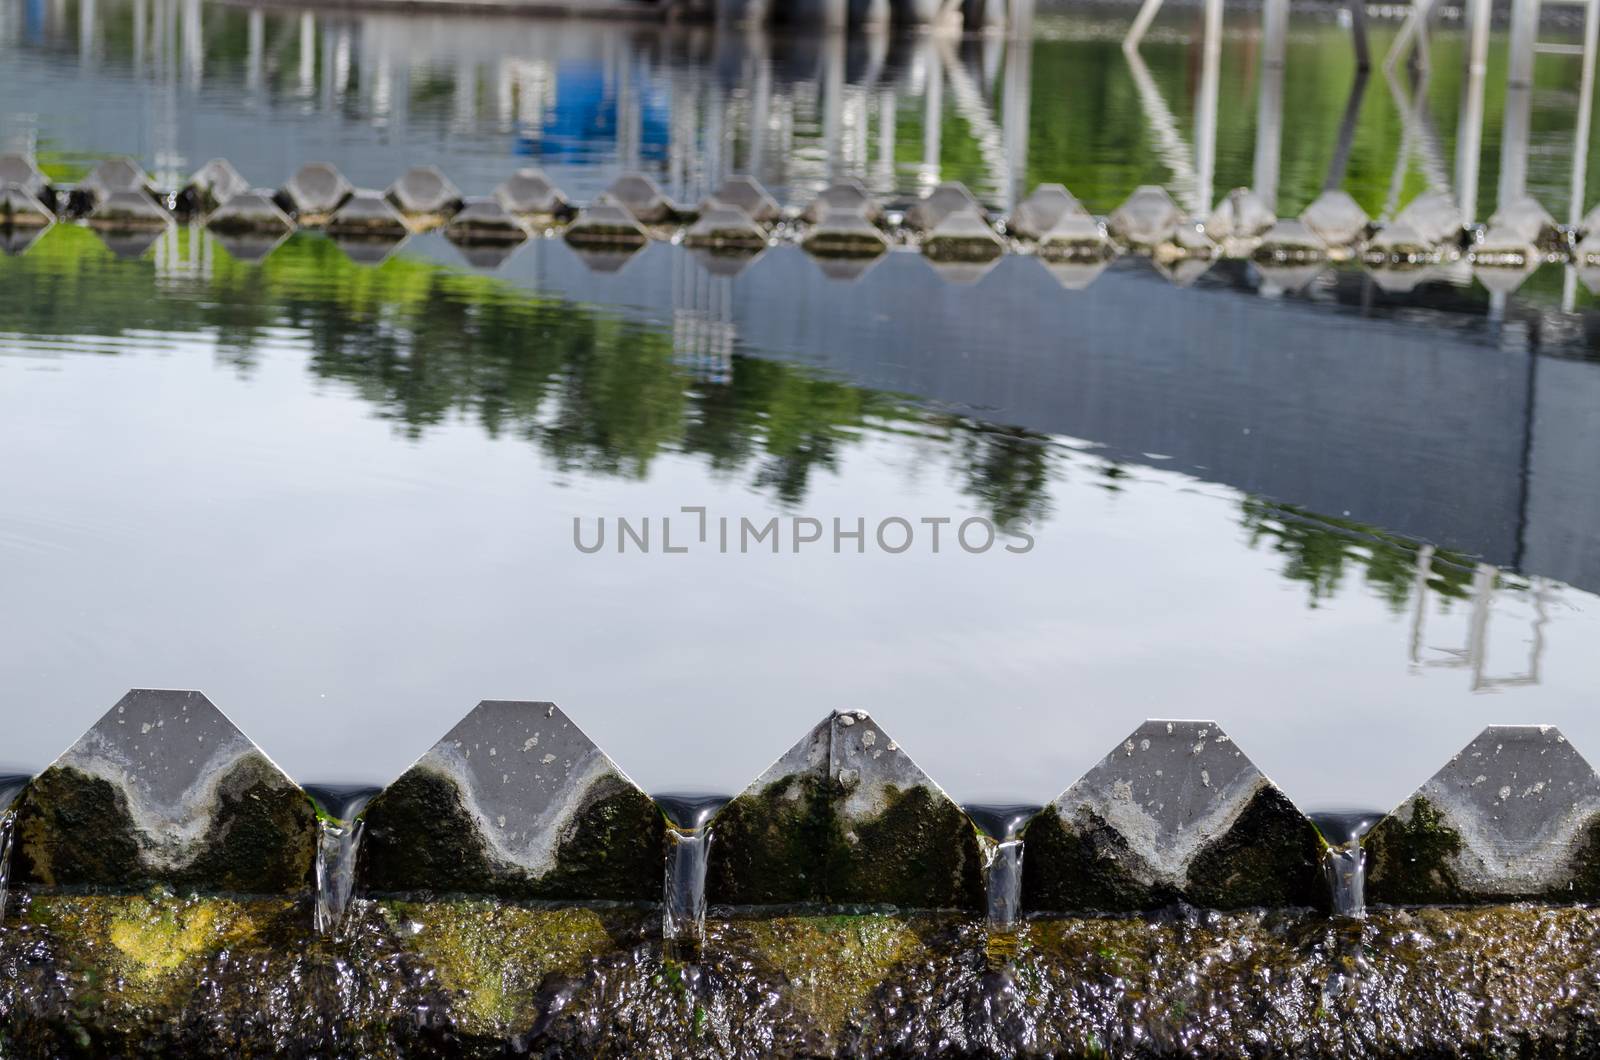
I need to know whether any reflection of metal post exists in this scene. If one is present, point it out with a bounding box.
[133,0,146,76]
[1349,0,1370,70]
[1253,0,1286,213]
[298,12,314,99]
[1125,0,1164,52]
[1407,545,1435,668]
[923,42,944,188]
[822,33,844,181]
[80,0,95,68]
[877,89,897,195]
[1564,0,1598,310]
[1569,0,1597,228]
[751,37,771,180]
[1500,0,1538,206]
[1324,70,1368,190]
[1196,0,1216,216]
[1455,0,1490,225]
[1465,564,1494,690]
[246,8,263,95]
[1001,31,1033,210]
[181,0,201,89]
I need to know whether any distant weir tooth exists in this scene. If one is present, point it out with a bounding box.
[1109,185,1181,248]
[905,180,983,233]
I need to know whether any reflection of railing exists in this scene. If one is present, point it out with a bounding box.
[1409,546,1551,692]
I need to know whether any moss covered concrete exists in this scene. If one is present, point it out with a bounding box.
[376,899,623,1035]
[706,774,983,909]
[1022,787,1326,914]
[15,755,317,895]
[359,768,663,902]
[9,892,1600,1056]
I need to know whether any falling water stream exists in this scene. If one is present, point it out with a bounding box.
[654,794,731,961]
[1311,811,1381,919]
[965,805,1042,962]
[305,784,382,936]
[0,775,27,925]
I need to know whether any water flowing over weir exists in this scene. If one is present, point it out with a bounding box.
[0,775,27,923]
[1311,811,1381,919]
[964,805,1040,957]
[654,794,730,960]
[13,697,1600,1055]
[306,784,381,936]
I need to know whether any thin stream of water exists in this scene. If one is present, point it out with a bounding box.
[1311,811,1382,919]
[0,775,29,925]
[306,784,381,936]
[966,804,1042,960]
[655,794,731,960]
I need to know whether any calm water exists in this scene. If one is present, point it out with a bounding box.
[2,0,1600,814]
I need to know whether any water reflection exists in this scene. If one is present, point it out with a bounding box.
[2,222,1599,805]
[3,0,1599,225]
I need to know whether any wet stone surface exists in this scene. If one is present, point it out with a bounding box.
[7,895,1600,1057]
[1365,725,1600,904]
[1023,720,1326,913]
[706,710,983,909]
[359,700,663,901]
[11,689,317,895]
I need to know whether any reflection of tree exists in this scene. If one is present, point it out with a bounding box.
[1240,498,1476,610]
[0,227,1057,521]
[949,422,1055,525]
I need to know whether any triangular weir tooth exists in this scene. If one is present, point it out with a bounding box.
[15,688,316,894]
[1024,718,1324,912]
[709,711,983,908]
[358,700,662,900]
[1365,724,1600,904]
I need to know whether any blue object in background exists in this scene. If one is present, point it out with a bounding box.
[515,60,671,163]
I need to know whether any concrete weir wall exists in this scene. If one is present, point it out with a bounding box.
[5,691,1600,1055]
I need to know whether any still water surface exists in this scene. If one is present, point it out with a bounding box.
[1,0,1599,814]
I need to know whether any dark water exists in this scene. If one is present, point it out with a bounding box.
[1,0,1599,814]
